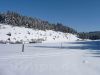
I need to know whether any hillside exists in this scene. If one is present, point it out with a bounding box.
[1,11,99,42]
[0,11,77,34]
[0,24,78,43]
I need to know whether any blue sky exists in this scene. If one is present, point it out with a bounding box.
[0,0,100,32]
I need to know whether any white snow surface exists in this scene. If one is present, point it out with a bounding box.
[0,43,100,75]
[0,24,100,75]
[0,24,78,43]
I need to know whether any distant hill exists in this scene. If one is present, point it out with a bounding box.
[78,31,100,40]
[0,11,77,34]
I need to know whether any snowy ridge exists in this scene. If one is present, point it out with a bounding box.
[0,24,78,43]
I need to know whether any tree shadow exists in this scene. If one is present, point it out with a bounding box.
[33,41,100,57]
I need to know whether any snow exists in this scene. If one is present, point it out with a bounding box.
[0,43,100,75]
[0,24,100,75]
[0,24,78,43]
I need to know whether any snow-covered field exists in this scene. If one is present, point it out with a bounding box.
[0,24,100,75]
[0,42,100,75]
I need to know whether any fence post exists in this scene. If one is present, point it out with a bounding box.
[61,42,62,48]
[22,43,24,52]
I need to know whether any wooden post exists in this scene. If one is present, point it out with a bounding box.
[22,43,24,52]
[61,42,62,48]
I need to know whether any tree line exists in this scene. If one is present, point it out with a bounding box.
[78,31,100,40]
[0,11,77,34]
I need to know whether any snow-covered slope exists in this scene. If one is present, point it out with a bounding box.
[0,24,78,43]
